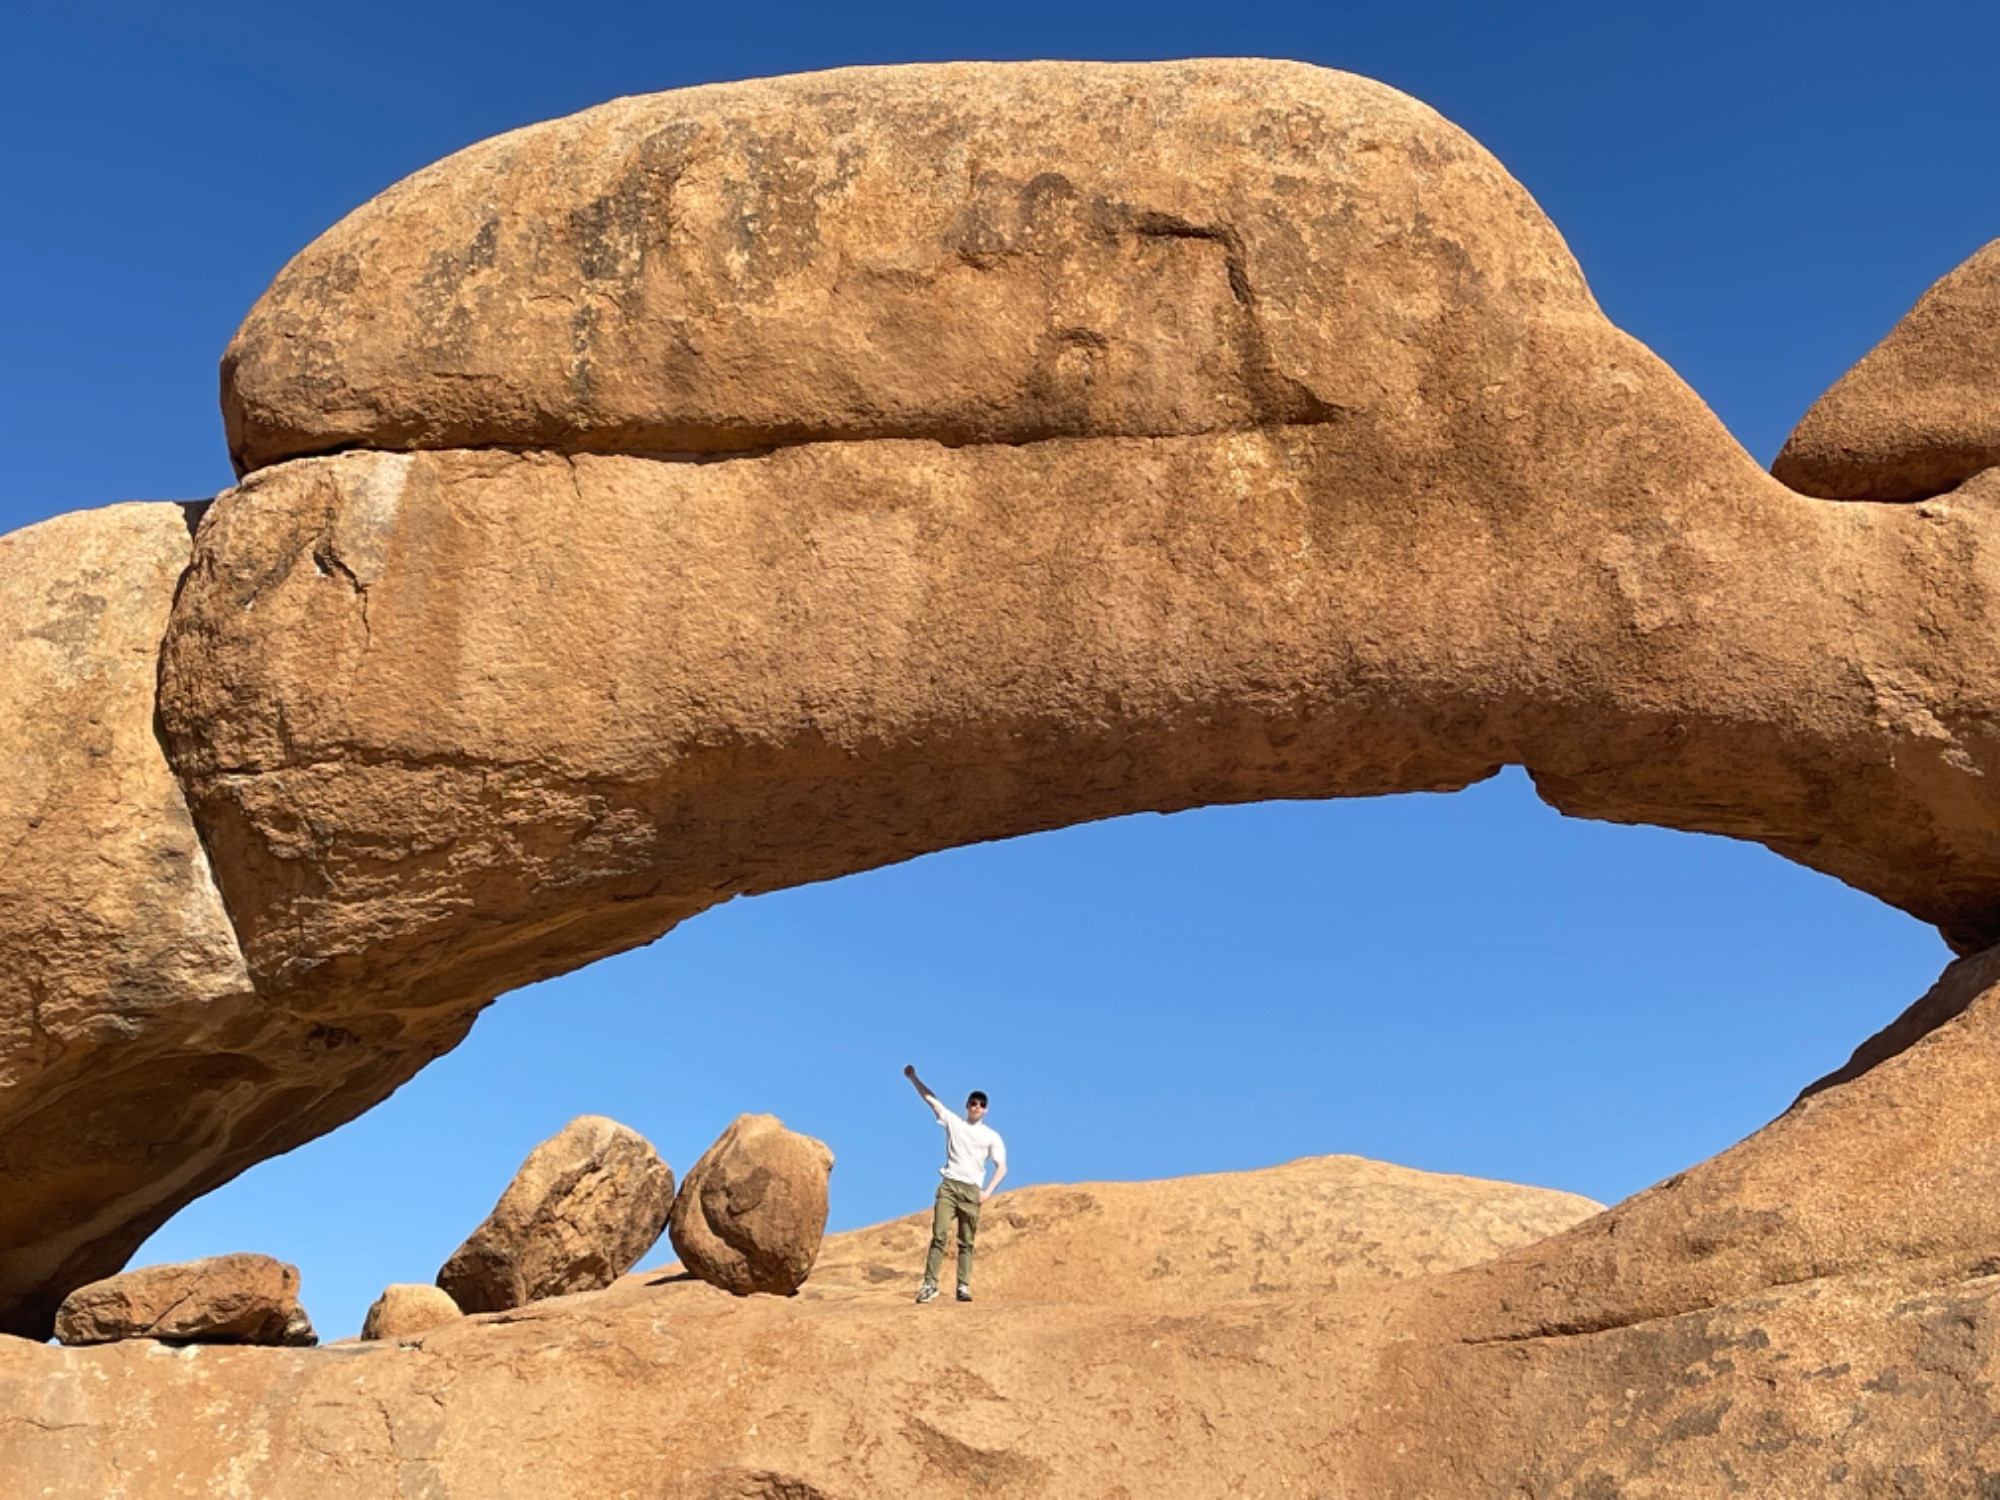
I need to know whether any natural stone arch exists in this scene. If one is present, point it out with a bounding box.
[3,59,1999,1341]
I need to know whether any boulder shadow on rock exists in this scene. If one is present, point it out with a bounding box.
[437,1115,674,1314]
[670,1113,834,1297]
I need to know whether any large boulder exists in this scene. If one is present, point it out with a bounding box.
[52,1253,314,1347]
[359,1282,460,1341]
[219,61,1582,474]
[0,503,261,1342]
[669,1113,834,1296]
[437,1116,674,1314]
[1774,238,2000,501]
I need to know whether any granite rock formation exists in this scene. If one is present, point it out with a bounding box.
[0,55,1996,1491]
[668,1114,834,1296]
[436,1115,674,1314]
[0,504,260,1341]
[0,1153,1605,1493]
[8,964,1998,1500]
[359,1283,460,1342]
[1774,238,2000,501]
[52,1254,313,1348]
[152,76,2000,1272]
[219,61,1565,473]
[1343,938,2000,1494]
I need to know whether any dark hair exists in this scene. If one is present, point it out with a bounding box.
[967,1091,989,1109]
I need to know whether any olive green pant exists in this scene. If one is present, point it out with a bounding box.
[924,1179,982,1289]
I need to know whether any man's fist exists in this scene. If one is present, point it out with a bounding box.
[903,1064,917,1079]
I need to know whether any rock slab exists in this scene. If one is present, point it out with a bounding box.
[669,1113,834,1296]
[437,1116,674,1314]
[359,1283,460,1341]
[52,1253,313,1347]
[1775,238,2000,501]
[220,60,1583,473]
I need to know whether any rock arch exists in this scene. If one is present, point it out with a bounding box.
[2,59,1997,1341]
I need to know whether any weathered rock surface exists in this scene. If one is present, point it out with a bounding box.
[359,1283,460,1341]
[803,1152,1601,1306]
[51,1253,312,1347]
[668,1114,834,1296]
[161,440,2000,1029]
[135,68,2000,1335]
[5,964,1996,1500]
[7,55,2000,1491]
[0,1152,1603,1493]
[220,61,1585,474]
[436,1115,674,1314]
[1774,239,2000,501]
[1342,940,2000,1494]
[0,503,264,1342]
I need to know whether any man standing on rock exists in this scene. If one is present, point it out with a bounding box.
[904,1064,1007,1304]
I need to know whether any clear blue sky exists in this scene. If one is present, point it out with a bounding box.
[5,0,1991,1338]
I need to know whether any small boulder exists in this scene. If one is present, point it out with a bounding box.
[53,1253,314,1347]
[437,1115,674,1314]
[669,1114,835,1296]
[361,1283,461,1341]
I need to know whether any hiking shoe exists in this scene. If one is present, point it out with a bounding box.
[915,1283,939,1304]
[956,1284,973,1302]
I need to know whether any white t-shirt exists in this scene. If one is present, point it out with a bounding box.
[928,1095,1006,1188]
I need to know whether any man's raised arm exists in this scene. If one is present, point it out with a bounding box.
[903,1064,938,1106]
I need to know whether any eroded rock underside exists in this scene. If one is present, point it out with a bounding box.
[3,57,2000,1493]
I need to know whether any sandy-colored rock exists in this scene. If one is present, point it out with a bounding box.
[5,964,1997,1500]
[804,1153,1601,1306]
[9,56,2000,1491]
[668,1114,834,1296]
[137,67,2000,1317]
[0,1153,1609,1495]
[359,1282,460,1341]
[1340,940,2000,1494]
[0,503,266,1342]
[221,61,1585,474]
[1421,942,2000,1349]
[1775,239,2000,501]
[51,1253,312,1347]
[161,440,2000,1040]
[437,1115,674,1314]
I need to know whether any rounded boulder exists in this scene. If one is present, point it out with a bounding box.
[361,1283,461,1341]
[669,1114,835,1296]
